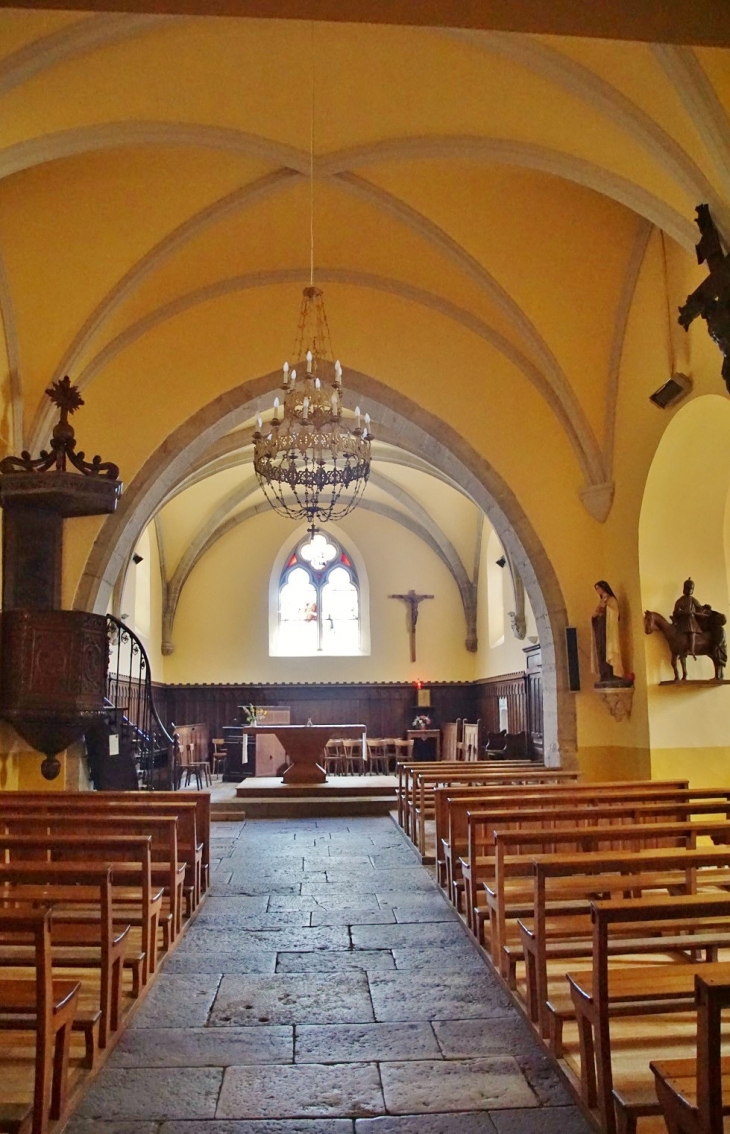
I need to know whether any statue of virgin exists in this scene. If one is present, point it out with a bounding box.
[591,580,624,684]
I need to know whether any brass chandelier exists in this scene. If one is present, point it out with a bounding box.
[253,34,371,531]
[253,285,371,531]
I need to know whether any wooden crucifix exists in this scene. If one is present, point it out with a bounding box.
[388,590,434,663]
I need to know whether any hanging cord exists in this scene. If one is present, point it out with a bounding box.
[309,19,315,289]
[660,229,675,373]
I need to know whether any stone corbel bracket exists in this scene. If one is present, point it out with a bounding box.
[579,481,614,523]
[595,684,634,722]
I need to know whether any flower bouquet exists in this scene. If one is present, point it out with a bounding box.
[412,714,432,730]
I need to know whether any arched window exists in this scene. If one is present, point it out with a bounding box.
[277,531,360,655]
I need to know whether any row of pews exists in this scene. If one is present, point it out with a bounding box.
[0,790,210,1134]
[396,760,730,1134]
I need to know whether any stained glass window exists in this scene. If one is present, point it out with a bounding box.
[277,533,360,655]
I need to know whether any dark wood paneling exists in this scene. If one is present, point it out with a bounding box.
[472,646,543,759]
[156,682,480,742]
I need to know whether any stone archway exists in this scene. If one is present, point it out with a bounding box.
[75,367,577,767]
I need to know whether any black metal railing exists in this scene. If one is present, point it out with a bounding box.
[106,614,175,789]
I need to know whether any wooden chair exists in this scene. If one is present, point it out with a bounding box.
[342,739,363,775]
[211,738,228,777]
[178,741,211,789]
[651,972,730,1134]
[324,739,344,776]
[0,908,80,1134]
[366,739,389,775]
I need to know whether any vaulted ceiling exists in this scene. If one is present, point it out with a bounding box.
[0,11,727,614]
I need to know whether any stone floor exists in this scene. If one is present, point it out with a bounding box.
[67,815,593,1134]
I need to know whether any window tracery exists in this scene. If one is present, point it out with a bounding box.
[277,531,360,655]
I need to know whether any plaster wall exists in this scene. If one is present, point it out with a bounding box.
[161,506,477,685]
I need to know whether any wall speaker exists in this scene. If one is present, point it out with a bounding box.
[649,372,691,409]
[565,627,580,692]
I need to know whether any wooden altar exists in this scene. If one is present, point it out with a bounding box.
[240,722,366,785]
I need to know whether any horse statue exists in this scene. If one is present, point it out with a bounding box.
[644,609,727,681]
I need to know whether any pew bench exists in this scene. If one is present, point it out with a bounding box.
[0,832,154,1010]
[1,811,183,947]
[562,893,730,1134]
[462,792,730,936]
[650,971,730,1134]
[4,791,211,900]
[0,797,202,916]
[0,908,81,1134]
[444,780,698,910]
[487,818,730,978]
[0,858,146,1052]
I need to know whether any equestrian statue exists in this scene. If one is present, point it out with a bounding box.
[644,578,727,681]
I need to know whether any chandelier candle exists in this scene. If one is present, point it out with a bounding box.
[253,285,372,531]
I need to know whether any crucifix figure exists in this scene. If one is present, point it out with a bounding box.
[678,204,730,393]
[388,590,434,663]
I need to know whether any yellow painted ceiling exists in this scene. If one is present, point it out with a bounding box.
[0,8,727,604]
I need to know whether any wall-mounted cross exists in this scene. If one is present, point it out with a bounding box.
[388,590,434,663]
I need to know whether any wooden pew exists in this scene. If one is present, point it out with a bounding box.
[442,780,692,892]
[2,798,204,911]
[0,908,81,1134]
[565,886,730,1134]
[396,759,533,834]
[651,970,730,1134]
[460,789,730,931]
[409,768,582,858]
[0,859,132,1054]
[0,832,153,1012]
[0,808,189,937]
[490,818,730,983]
[470,801,730,947]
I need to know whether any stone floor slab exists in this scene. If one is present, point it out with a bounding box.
[296,1022,440,1063]
[163,953,277,975]
[129,975,221,1029]
[268,894,380,912]
[391,946,486,972]
[110,1026,293,1066]
[369,972,511,1022]
[176,926,349,954]
[276,950,395,972]
[433,1017,545,1059]
[216,1063,384,1118]
[210,973,374,1025]
[489,1107,592,1134]
[310,908,395,926]
[76,1068,223,1120]
[356,1115,497,1133]
[65,1123,160,1134]
[351,923,469,951]
[379,1058,538,1113]
[160,1122,354,1134]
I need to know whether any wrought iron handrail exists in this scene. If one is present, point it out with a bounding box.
[106,614,175,789]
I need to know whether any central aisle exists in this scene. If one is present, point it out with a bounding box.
[70,816,591,1133]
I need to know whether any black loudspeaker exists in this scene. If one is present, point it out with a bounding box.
[566,627,580,691]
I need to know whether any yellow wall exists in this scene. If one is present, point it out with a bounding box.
[0,15,729,784]
[162,507,476,684]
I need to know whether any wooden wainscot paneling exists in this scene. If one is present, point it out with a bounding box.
[157,682,480,746]
[472,645,543,759]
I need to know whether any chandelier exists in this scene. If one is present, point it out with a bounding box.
[253,285,372,531]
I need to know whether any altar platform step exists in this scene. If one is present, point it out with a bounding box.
[215,775,397,819]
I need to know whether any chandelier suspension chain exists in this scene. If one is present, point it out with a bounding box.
[310,19,315,290]
[252,23,372,531]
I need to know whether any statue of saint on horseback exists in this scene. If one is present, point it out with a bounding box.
[644,578,727,681]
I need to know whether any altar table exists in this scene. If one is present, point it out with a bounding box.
[241,723,367,785]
